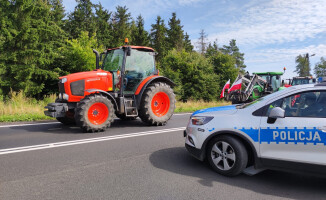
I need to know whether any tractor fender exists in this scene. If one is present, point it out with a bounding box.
[135,76,175,108]
[85,89,119,112]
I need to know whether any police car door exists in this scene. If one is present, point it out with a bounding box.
[259,90,326,165]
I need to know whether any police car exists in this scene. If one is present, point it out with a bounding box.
[184,82,326,176]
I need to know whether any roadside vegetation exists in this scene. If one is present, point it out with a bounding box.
[175,100,230,113]
[0,92,230,122]
[0,0,238,122]
[0,92,56,122]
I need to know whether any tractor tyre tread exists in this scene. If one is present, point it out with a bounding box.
[138,82,175,126]
[74,94,114,132]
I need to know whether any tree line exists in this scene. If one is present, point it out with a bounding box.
[0,0,246,101]
[295,54,326,77]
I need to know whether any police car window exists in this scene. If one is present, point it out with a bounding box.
[266,98,283,116]
[282,91,326,118]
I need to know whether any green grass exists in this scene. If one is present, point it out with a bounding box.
[175,100,231,113]
[0,92,231,122]
[0,91,56,122]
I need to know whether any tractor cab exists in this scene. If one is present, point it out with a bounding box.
[291,76,316,86]
[253,72,283,92]
[102,46,157,94]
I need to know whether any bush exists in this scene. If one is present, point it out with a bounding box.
[161,49,220,102]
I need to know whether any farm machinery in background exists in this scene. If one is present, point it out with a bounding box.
[222,72,286,104]
[45,39,176,132]
[289,76,316,86]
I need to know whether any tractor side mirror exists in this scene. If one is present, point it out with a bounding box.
[127,47,131,56]
[282,80,284,85]
[267,107,285,124]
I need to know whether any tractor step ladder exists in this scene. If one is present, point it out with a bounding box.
[124,98,138,117]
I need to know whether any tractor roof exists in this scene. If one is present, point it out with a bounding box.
[292,76,314,79]
[107,45,155,52]
[253,72,283,75]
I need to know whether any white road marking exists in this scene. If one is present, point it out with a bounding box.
[0,122,61,128]
[0,127,186,155]
[0,114,191,128]
[173,113,192,116]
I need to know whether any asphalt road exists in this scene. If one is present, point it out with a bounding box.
[1,114,326,200]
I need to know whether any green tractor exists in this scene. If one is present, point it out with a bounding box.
[252,72,286,99]
[227,72,285,104]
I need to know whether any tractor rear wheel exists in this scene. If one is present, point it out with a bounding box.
[74,94,115,132]
[138,82,175,126]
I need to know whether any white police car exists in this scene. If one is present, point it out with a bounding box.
[185,83,326,176]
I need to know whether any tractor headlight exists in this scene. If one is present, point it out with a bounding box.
[61,78,67,83]
[191,116,214,125]
[59,93,69,100]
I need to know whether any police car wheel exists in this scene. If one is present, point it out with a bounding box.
[207,136,248,177]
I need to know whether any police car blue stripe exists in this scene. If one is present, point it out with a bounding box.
[237,127,325,145]
[192,105,236,116]
[237,127,259,142]
[260,127,324,145]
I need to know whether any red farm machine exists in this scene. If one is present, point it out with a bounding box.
[45,39,176,132]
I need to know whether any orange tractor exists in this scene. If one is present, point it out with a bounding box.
[45,40,176,132]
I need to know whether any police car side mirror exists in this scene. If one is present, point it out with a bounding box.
[267,107,285,124]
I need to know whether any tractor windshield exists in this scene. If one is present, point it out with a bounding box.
[292,78,310,85]
[260,75,281,91]
[102,49,124,71]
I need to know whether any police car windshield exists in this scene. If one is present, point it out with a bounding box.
[238,98,263,109]
[239,88,291,109]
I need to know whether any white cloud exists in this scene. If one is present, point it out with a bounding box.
[246,44,326,64]
[178,0,202,5]
[244,44,326,78]
[209,0,326,47]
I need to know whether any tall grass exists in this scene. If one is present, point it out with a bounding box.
[0,91,56,122]
[175,100,231,113]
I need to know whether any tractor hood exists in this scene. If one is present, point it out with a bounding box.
[60,69,109,82]
[59,69,113,102]
[191,105,237,116]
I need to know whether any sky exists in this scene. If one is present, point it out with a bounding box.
[62,0,326,79]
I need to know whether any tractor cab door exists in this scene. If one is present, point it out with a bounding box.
[270,75,282,91]
[123,49,156,94]
[102,49,125,92]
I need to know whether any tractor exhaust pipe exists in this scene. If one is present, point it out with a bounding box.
[93,49,100,69]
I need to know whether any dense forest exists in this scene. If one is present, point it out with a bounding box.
[0,0,247,101]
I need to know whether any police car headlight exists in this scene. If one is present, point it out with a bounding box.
[191,116,214,125]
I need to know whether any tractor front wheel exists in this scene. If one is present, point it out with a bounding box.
[75,94,115,132]
[139,82,175,126]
